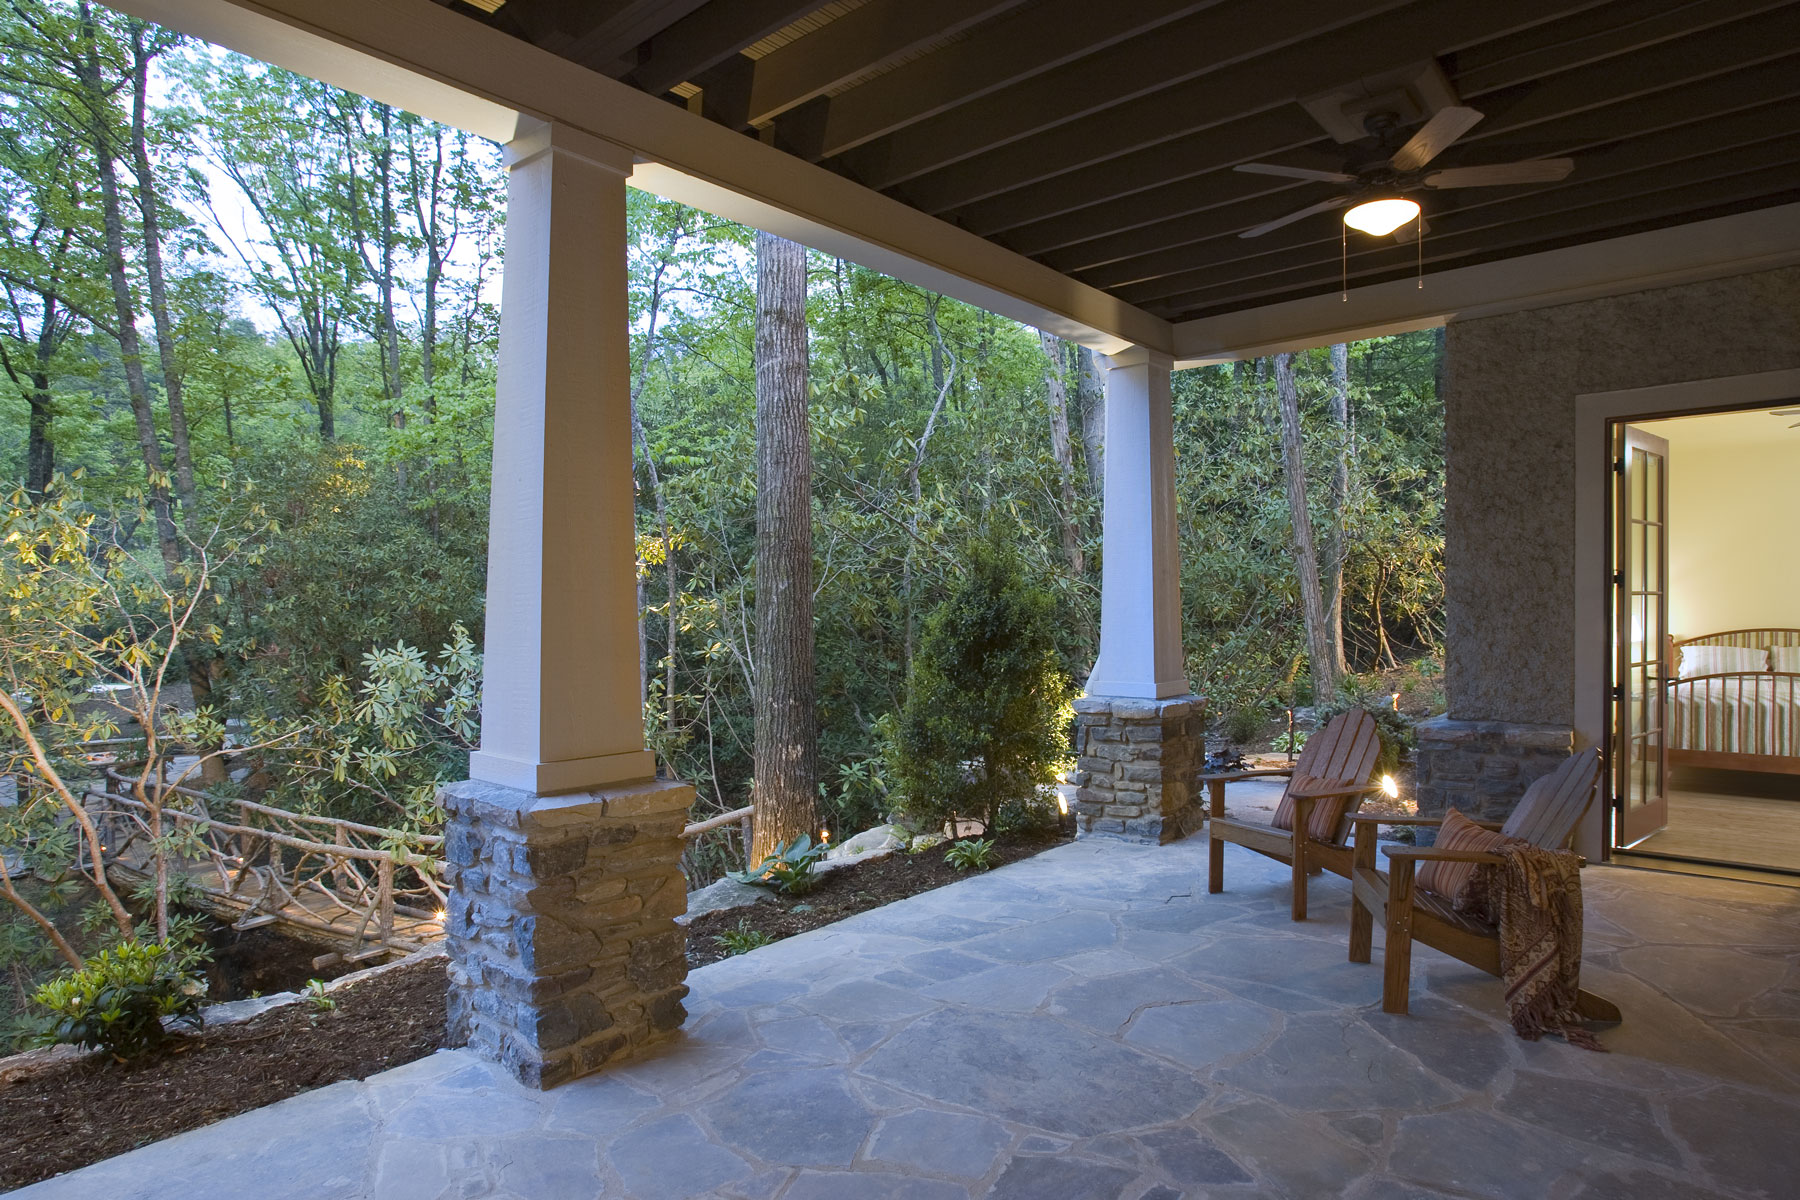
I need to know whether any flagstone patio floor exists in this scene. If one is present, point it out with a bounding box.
[15,786,1800,1199]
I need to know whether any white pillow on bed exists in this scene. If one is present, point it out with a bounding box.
[1772,645,1800,673]
[1680,644,1768,677]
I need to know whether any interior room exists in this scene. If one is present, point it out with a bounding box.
[1622,404,1800,875]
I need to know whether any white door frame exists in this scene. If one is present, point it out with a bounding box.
[1572,367,1800,859]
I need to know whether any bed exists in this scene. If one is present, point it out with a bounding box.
[1666,629,1800,776]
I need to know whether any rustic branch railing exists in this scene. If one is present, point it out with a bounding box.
[86,767,447,962]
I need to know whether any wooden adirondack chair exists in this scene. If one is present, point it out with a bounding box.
[1207,709,1384,921]
[1347,746,1621,1020]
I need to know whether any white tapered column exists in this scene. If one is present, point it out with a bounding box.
[1086,347,1189,699]
[469,119,655,794]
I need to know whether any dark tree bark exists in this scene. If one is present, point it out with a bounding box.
[751,231,818,860]
[127,22,194,511]
[1036,331,1084,576]
[1274,352,1340,703]
[1325,342,1350,678]
[903,293,954,669]
[1077,346,1106,502]
[77,3,178,574]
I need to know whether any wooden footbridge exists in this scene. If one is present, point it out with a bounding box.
[79,769,754,966]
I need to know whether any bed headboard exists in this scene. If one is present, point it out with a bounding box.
[1669,629,1800,676]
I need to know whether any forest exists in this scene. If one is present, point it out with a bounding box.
[0,0,1445,1026]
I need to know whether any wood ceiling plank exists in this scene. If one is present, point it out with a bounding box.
[1103,116,1800,298]
[1125,149,1800,311]
[626,0,832,96]
[985,49,1800,257]
[787,0,1224,159]
[883,0,1613,215]
[1052,89,1800,281]
[739,0,1027,127]
[564,1,712,74]
[835,0,1413,192]
[945,4,1799,241]
[1446,0,1797,98]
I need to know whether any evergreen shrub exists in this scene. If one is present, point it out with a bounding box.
[885,539,1075,832]
[32,940,204,1058]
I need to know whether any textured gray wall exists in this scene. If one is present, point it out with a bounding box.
[1443,266,1800,726]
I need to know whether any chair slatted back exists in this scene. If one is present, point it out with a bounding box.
[1499,747,1601,849]
[1293,709,1382,791]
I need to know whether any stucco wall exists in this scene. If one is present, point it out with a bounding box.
[1443,265,1800,727]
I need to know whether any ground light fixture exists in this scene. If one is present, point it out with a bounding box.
[1343,197,1421,235]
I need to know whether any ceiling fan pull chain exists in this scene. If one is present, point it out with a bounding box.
[1417,214,1424,290]
[1342,223,1348,302]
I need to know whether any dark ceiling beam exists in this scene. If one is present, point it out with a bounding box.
[736,0,1027,128]
[877,0,1614,215]
[1002,54,1800,263]
[1157,183,1800,319]
[625,0,830,97]
[563,1,712,75]
[1444,0,1795,99]
[777,0,1225,161]
[1104,119,1800,300]
[1121,145,1800,311]
[1050,87,1800,283]
[964,1,1800,245]
[835,0,1417,193]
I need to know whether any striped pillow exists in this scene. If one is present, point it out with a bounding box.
[1270,774,1356,843]
[1416,809,1507,903]
[1772,645,1800,673]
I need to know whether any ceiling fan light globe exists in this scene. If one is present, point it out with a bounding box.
[1344,197,1421,236]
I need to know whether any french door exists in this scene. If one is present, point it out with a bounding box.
[1613,425,1670,846]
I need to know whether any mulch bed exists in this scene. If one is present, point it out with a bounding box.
[684,829,1072,968]
[0,956,447,1193]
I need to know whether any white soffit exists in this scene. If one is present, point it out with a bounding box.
[104,0,1168,356]
[1172,202,1800,367]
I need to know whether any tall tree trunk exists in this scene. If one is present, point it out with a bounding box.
[1036,331,1084,576]
[1274,352,1340,703]
[25,368,55,500]
[78,4,178,575]
[750,231,818,860]
[1325,342,1350,678]
[1077,346,1106,502]
[127,24,194,511]
[903,294,953,670]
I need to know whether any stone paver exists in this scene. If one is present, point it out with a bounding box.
[14,791,1800,1200]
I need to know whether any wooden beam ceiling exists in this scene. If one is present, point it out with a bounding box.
[444,0,1800,328]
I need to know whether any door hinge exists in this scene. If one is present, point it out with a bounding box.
[1613,457,1625,474]
[1612,571,1625,587]
[1610,685,1623,701]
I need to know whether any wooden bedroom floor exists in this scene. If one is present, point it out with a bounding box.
[1629,767,1800,873]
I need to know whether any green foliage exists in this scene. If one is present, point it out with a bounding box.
[32,940,205,1058]
[1317,678,1418,775]
[713,920,774,956]
[943,838,997,872]
[1223,706,1266,745]
[304,978,335,1012]
[885,539,1076,830]
[1271,728,1310,755]
[728,835,827,896]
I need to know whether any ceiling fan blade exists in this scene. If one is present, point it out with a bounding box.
[1392,213,1431,244]
[1389,106,1484,172]
[1424,159,1575,188]
[1233,162,1357,184]
[1238,195,1351,239]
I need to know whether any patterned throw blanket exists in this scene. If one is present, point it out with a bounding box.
[1463,841,1605,1051]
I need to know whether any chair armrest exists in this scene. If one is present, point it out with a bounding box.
[1346,813,1503,830]
[1287,781,1382,800]
[1382,846,1503,866]
[1198,768,1296,782]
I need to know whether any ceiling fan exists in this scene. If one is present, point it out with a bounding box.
[1233,106,1574,240]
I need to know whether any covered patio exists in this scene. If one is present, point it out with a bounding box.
[18,827,1800,1199]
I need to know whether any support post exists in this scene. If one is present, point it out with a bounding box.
[444,120,694,1089]
[1073,347,1204,844]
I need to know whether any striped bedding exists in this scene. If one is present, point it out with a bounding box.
[1668,674,1800,758]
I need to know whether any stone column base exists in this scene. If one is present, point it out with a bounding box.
[1414,716,1574,828]
[441,775,694,1088]
[1071,694,1205,844]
